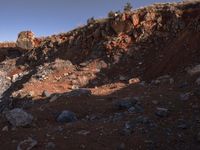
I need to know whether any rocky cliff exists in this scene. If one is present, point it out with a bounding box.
[16,0,200,80]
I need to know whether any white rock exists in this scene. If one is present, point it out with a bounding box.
[71,85,79,90]
[12,74,19,82]
[129,78,140,84]
[49,95,59,103]
[1,126,8,132]
[187,65,200,76]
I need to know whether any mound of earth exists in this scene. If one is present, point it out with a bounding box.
[0,1,200,150]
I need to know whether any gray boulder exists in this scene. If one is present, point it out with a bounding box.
[5,108,33,127]
[56,110,77,123]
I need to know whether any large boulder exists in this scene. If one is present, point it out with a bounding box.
[16,31,35,50]
[56,110,77,123]
[5,108,33,127]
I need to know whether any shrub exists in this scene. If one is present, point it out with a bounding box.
[124,2,133,12]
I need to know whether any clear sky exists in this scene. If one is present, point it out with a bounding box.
[0,0,180,41]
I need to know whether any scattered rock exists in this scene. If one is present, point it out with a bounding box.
[196,77,200,85]
[153,75,173,85]
[129,78,140,84]
[12,74,19,82]
[135,116,152,125]
[17,137,37,150]
[1,126,8,132]
[45,142,56,150]
[11,90,27,99]
[177,119,190,129]
[155,107,169,118]
[5,108,33,127]
[128,104,144,113]
[77,130,90,136]
[121,116,151,136]
[49,94,60,103]
[27,91,35,98]
[42,90,51,97]
[114,97,137,110]
[110,113,124,122]
[71,85,79,90]
[121,121,135,136]
[180,93,190,101]
[157,75,171,80]
[187,64,200,76]
[79,61,89,67]
[56,110,77,123]
[85,114,100,121]
[67,88,92,97]
[151,79,160,85]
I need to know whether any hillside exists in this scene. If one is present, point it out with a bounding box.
[0,1,200,149]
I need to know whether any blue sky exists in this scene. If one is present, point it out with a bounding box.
[0,0,180,41]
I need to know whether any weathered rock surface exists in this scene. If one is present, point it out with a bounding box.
[16,31,36,50]
[5,108,33,127]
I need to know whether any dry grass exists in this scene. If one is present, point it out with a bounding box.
[0,42,16,48]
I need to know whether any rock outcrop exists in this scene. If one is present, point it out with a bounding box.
[16,31,36,50]
[17,1,200,80]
